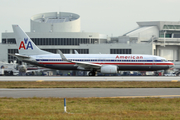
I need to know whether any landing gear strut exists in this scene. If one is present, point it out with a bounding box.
[88,71,96,76]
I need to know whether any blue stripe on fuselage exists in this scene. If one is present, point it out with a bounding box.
[35,59,164,62]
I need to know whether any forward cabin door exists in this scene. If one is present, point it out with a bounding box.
[98,54,104,65]
[153,57,156,70]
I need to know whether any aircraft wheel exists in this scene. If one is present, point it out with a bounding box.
[88,72,93,76]
[88,71,95,76]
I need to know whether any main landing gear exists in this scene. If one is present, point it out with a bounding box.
[88,71,96,76]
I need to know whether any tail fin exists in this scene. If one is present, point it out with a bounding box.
[12,25,52,55]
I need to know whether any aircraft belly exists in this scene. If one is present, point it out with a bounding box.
[118,65,169,71]
[45,65,78,70]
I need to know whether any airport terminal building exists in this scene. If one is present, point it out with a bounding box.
[0,12,180,71]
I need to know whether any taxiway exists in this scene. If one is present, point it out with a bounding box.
[0,76,179,82]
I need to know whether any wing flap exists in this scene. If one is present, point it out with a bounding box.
[73,61,101,67]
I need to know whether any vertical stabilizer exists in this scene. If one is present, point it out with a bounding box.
[12,25,52,55]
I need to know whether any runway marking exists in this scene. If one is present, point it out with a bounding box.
[36,80,44,82]
[52,78,70,80]
[98,95,180,98]
[171,80,178,82]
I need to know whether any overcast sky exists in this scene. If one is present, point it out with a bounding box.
[0,0,180,40]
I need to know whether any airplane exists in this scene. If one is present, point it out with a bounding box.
[11,25,174,76]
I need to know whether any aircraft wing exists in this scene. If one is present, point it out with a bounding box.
[58,50,102,70]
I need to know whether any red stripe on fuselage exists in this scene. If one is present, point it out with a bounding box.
[38,62,174,66]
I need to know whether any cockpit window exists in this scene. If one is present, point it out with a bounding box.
[161,59,168,62]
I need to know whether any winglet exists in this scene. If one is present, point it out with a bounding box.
[74,50,79,54]
[57,50,69,61]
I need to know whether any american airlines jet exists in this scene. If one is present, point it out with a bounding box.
[11,25,174,76]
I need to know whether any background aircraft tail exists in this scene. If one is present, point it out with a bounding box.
[12,25,52,55]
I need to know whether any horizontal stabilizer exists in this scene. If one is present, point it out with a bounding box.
[8,53,30,58]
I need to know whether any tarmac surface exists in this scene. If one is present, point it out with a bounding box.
[0,76,179,82]
[0,88,180,98]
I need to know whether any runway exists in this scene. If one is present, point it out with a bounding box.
[0,88,180,98]
[0,76,180,82]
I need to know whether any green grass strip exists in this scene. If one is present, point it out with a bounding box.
[0,81,180,88]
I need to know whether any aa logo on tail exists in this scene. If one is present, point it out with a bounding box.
[19,38,33,50]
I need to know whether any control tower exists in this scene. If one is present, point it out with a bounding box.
[30,12,80,33]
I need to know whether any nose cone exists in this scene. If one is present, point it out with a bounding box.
[169,62,174,68]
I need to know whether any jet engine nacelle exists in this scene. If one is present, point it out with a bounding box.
[18,65,27,73]
[100,65,117,74]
